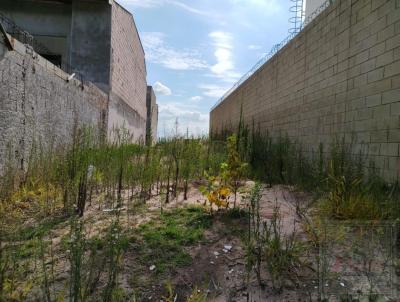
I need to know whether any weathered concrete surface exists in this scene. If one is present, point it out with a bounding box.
[0,33,107,173]
[210,0,400,181]
[146,86,158,145]
[0,0,72,64]
[70,0,112,92]
[108,91,146,143]
[0,0,112,91]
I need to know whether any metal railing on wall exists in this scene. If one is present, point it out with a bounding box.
[210,0,335,111]
[289,0,305,34]
[0,12,85,85]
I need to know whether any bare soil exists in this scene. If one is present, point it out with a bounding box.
[18,182,397,301]
[117,182,316,301]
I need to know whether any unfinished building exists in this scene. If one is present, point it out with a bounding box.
[0,0,156,141]
[0,0,158,173]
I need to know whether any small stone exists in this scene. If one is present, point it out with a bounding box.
[222,249,228,253]
[213,251,219,256]
[340,282,345,287]
[224,245,232,251]
[149,265,156,271]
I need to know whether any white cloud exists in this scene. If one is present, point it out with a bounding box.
[153,81,172,96]
[119,0,218,18]
[142,32,208,70]
[158,102,209,137]
[226,0,283,31]
[199,84,230,98]
[230,0,281,13]
[209,31,233,50]
[209,31,241,83]
[141,31,164,48]
[119,0,161,7]
[190,96,203,102]
[248,44,262,50]
[168,0,217,17]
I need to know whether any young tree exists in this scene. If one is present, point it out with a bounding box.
[224,135,248,208]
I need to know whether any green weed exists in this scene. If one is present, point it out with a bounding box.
[134,207,211,273]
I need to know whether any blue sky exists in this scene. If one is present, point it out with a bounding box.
[118,0,293,137]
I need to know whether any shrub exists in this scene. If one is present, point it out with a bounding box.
[319,161,392,220]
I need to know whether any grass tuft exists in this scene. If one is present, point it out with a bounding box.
[134,206,212,273]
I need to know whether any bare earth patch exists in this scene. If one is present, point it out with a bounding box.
[16,182,397,301]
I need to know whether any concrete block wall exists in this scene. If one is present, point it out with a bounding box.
[210,0,400,182]
[146,86,158,145]
[109,1,147,142]
[0,34,108,174]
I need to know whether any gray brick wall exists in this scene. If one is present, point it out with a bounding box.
[210,0,400,182]
[0,34,107,174]
[109,1,147,141]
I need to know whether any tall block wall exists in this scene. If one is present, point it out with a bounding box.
[109,1,147,142]
[210,0,400,181]
[0,34,107,174]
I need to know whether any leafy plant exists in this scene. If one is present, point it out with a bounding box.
[200,135,247,212]
[200,171,231,212]
[262,205,304,292]
[102,218,128,302]
[245,184,304,293]
[222,135,248,207]
[245,183,263,284]
[319,161,390,220]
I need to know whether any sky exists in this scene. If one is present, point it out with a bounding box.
[118,0,293,137]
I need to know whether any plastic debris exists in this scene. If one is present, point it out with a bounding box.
[224,245,232,251]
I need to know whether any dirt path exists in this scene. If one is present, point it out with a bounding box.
[164,183,313,302]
